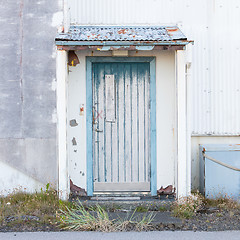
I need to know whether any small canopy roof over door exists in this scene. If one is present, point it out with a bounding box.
[55,26,192,51]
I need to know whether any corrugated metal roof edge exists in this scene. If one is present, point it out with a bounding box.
[55,25,193,46]
[66,25,181,28]
[55,40,193,46]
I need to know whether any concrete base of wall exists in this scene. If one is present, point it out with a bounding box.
[0,138,57,195]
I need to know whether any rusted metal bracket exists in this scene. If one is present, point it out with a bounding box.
[68,50,80,66]
[157,185,175,196]
[70,179,87,196]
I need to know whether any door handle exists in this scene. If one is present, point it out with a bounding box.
[95,128,103,132]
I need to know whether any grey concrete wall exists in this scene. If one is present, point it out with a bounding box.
[0,0,62,189]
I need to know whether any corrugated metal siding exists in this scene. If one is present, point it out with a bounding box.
[68,0,240,136]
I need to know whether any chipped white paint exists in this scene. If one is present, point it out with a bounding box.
[67,53,87,191]
[105,75,115,122]
[93,63,151,191]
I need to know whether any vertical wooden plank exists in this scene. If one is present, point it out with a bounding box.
[104,64,112,182]
[150,58,157,196]
[131,63,139,182]
[124,64,132,182]
[105,74,115,122]
[86,58,93,196]
[93,64,99,183]
[144,64,150,182]
[138,63,145,182]
[97,63,105,183]
[111,63,119,183]
[118,63,125,182]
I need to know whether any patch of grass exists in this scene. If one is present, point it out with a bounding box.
[58,201,156,232]
[158,206,168,212]
[58,203,114,231]
[172,192,204,219]
[83,204,107,212]
[203,194,240,210]
[0,185,71,229]
[216,212,223,217]
[115,209,156,232]
[108,204,122,212]
[172,192,240,219]
[135,206,148,212]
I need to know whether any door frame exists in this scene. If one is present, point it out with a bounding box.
[86,57,156,196]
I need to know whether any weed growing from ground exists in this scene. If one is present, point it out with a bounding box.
[135,205,148,212]
[58,200,156,232]
[172,192,204,219]
[58,202,113,231]
[203,194,240,210]
[172,191,240,219]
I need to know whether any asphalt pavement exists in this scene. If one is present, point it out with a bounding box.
[0,231,239,240]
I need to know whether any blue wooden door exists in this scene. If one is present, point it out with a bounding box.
[92,62,150,192]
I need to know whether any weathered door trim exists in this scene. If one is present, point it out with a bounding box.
[86,57,156,196]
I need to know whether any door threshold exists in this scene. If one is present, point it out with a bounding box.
[91,196,141,201]
[91,191,151,201]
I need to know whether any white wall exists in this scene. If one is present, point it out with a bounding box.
[67,50,176,191]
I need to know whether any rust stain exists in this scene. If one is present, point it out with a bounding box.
[70,179,87,196]
[157,185,175,196]
[118,29,127,34]
[68,51,79,66]
[166,28,178,32]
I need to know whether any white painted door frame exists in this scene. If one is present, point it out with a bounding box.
[176,48,192,198]
[56,48,192,200]
[56,49,69,200]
